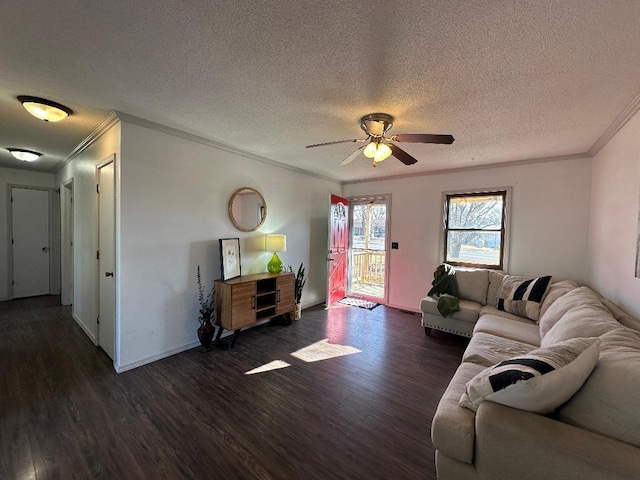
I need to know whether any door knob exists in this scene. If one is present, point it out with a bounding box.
[105,271,114,277]
[42,247,49,252]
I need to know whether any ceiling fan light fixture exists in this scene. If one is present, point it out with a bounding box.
[18,95,73,122]
[7,148,42,162]
[374,143,392,162]
[363,141,378,158]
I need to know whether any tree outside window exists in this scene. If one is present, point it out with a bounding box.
[444,191,506,269]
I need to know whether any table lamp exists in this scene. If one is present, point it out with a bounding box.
[265,234,287,273]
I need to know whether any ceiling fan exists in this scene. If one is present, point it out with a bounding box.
[305,113,454,167]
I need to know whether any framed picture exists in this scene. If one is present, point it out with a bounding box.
[220,238,241,281]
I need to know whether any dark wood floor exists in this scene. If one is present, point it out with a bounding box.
[0,296,467,479]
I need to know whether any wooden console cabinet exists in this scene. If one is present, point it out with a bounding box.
[214,272,295,347]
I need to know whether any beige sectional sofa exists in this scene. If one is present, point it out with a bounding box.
[422,269,640,479]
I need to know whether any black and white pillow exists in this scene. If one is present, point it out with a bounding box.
[459,337,600,414]
[497,275,552,321]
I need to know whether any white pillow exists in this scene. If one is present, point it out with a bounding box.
[459,337,600,414]
[497,274,552,321]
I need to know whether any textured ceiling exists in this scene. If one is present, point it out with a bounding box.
[1,1,639,181]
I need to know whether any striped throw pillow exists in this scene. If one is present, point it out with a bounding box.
[497,275,552,321]
[459,337,600,414]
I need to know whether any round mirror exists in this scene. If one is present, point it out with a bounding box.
[228,187,267,232]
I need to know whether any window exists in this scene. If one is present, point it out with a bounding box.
[444,191,507,269]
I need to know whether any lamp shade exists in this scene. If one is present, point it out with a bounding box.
[265,234,287,252]
[363,141,378,158]
[374,142,392,162]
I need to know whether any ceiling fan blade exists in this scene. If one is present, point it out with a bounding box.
[305,138,366,148]
[339,146,364,166]
[390,133,455,144]
[389,144,418,165]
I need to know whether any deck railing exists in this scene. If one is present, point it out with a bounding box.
[351,249,385,285]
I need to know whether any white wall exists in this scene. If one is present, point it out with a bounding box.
[117,120,340,371]
[588,110,640,318]
[54,122,121,343]
[344,157,592,311]
[0,167,55,300]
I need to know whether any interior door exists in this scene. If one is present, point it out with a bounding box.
[327,194,349,306]
[98,160,116,360]
[12,187,50,298]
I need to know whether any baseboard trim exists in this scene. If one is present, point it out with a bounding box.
[386,302,421,314]
[114,340,201,373]
[72,313,97,344]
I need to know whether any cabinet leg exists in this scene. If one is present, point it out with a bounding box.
[424,327,432,336]
[213,325,224,345]
[229,329,241,349]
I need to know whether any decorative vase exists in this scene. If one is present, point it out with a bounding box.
[294,303,302,321]
[198,313,215,351]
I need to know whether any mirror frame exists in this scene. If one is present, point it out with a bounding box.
[228,186,267,232]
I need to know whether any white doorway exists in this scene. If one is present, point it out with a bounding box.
[348,195,391,304]
[10,186,51,298]
[97,157,116,360]
[60,179,74,306]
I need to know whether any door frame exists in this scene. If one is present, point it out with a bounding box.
[60,179,74,306]
[347,194,392,305]
[6,184,55,300]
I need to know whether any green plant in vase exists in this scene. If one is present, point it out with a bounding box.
[197,265,216,350]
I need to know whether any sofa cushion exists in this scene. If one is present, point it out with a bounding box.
[486,270,505,307]
[421,296,481,324]
[556,328,640,448]
[541,300,620,348]
[474,313,541,346]
[463,332,537,368]
[539,286,603,340]
[497,275,552,321]
[597,295,640,333]
[479,305,531,323]
[431,362,486,464]
[456,268,489,305]
[539,280,580,319]
[459,337,600,414]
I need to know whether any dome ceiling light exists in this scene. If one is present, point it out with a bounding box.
[17,95,73,122]
[7,148,43,162]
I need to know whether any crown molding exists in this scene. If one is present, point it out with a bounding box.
[342,153,590,185]
[588,90,640,157]
[53,111,120,172]
[114,111,341,185]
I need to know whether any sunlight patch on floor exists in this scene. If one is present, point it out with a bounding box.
[245,360,291,375]
[245,339,361,375]
[291,338,361,363]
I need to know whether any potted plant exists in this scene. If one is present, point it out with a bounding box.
[289,263,306,320]
[197,265,216,350]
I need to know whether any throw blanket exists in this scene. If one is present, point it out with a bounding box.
[427,263,460,317]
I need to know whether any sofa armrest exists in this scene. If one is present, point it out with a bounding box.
[475,401,640,480]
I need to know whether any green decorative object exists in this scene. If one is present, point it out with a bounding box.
[267,252,283,273]
[265,234,286,273]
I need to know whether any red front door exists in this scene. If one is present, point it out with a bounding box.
[327,194,349,306]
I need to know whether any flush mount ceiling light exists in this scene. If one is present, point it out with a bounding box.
[7,148,43,162]
[17,95,73,122]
